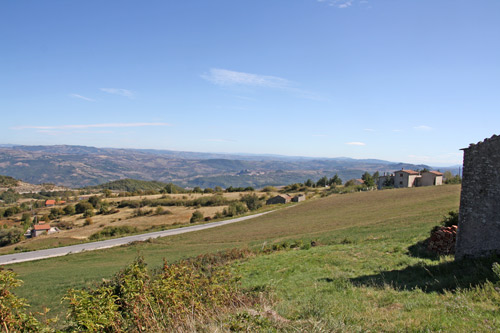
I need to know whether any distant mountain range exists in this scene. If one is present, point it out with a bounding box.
[0,144,453,188]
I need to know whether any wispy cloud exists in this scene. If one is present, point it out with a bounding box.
[363,128,375,132]
[69,93,95,102]
[202,68,322,100]
[204,138,236,143]
[312,134,328,138]
[318,0,354,9]
[346,142,366,146]
[414,125,433,131]
[202,68,293,89]
[100,88,135,98]
[12,122,170,130]
[392,129,403,132]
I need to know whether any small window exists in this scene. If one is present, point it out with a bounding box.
[399,181,403,185]
[400,173,403,177]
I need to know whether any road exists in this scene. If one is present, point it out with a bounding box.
[0,211,273,265]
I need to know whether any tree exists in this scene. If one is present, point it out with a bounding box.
[344,179,356,187]
[372,171,380,184]
[361,172,375,187]
[192,187,203,193]
[75,201,94,214]
[328,174,342,187]
[88,196,101,209]
[240,193,263,211]
[64,205,76,215]
[316,176,328,187]
[163,183,178,194]
[304,179,314,187]
[0,189,20,204]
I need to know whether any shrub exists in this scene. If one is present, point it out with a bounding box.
[0,269,45,331]
[65,257,246,331]
[63,205,76,215]
[0,228,23,247]
[441,210,459,227]
[190,210,204,223]
[240,193,263,211]
[89,226,138,240]
[223,202,248,217]
[75,201,93,214]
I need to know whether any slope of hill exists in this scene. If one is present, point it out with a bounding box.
[10,185,475,331]
[0,145,433,188]
[88,178,169,192]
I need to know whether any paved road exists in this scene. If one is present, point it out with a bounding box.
[0,211,273,265]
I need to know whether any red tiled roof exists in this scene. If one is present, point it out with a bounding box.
[400,169,420,175]
[45,200,56,205]
[355,179,365,183]
[34,224,51,230]
[428,171,443,176]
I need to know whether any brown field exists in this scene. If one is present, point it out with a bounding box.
[0,191,284,254]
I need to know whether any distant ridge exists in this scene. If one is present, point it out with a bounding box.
[0,144,446,188]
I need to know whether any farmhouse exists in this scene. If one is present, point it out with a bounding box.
[266,194,292,205]
[378,169,443,189]
[31,223,59,237]
[45,199,56,207]
[420,171,443,186]
[353,179,365,186]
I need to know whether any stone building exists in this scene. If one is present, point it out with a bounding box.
[393,169,421,188]
[456,134,500,260]
[420,171,443,186]
[292,194,306,202]
[266,194,292,205]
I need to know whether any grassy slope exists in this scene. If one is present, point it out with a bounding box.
[10,185,466,324]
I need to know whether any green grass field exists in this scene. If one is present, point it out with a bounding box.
[7,184,499,330]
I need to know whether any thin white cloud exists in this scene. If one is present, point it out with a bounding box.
[312,134,328,138]
[363,128,375,132]
[100,88,135,98]
[346,142,366,146]
[69,93,95,102]
[12,122,170,130]
[204,138,236,143]
[202,68,322,100]
[318,0,354,9]
[414,125,433,131]
[202,68,293,89]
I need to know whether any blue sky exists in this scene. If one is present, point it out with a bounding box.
[1,0,499,166]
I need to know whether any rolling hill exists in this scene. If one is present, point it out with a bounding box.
[0,144,436,188]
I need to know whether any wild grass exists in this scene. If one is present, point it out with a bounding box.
[7,185,472,329]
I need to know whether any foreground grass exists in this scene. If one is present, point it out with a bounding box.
[8,185,464,326]
[235,244,500,331]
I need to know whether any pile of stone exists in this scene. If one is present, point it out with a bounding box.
[427,225,457,255]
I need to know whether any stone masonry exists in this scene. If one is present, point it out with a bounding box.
[455,134,500,260]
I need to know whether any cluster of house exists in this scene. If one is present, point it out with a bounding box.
[377,169,443,189]
[266,194,305,205]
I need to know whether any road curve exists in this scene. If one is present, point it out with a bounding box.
[0,211,274,265]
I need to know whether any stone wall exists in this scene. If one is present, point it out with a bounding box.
[456,134,500,260]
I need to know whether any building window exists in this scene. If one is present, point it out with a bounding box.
[400,173,403,177]
[399,181,403,185]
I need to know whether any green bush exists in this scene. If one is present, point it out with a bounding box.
[89,226,138,240]
[0,228,24,247]
[190,210,204,223]
[75,201,93,214]
[240,193,263,211]
[223,202,248,217]
[0,268,47,332]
